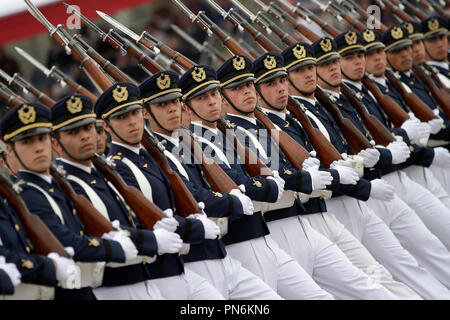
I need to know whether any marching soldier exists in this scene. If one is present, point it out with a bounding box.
[0,103,139,300]
[94,82,225,300]
[422,16,450,79]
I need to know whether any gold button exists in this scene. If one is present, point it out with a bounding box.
[142,257,147,264]
[73,209,76,215]
[409,146,414,152]
[80,230,84,236]
[26,246,31,253]
[15,224,20,231]
[261,211,264,216]
[320,195,324,200]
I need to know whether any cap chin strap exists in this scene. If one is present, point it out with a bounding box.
[11,144,47,174]
[53,134,93,162]
[144,103,176,133]
[287,76,315,98]
[317,72,341,89]
[184,100,220,124]
[220,89,255,116]
[254,84,285,112]
[104,119,141,147]
[424,44,444,62]
[341,70,362,83]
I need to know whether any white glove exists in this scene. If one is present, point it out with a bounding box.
[102,230,138,262]
[432,147,450,168]
[0,256,21,286]
[333,165,360,185]
[267,170,285,201]
[229,188,254,215]
[162,208,174,218]
[386,139,411,164]
[358,148,380,168]
[401,118,430,140]
[369,179,395,201]
[153,228,183,255]
[301,157,321,170]
[47,252,78,282]
[306,165,333,190]
[427,110,444,134]
[153,217,178,233]
[330,157,352,169]
[189,214,220,239]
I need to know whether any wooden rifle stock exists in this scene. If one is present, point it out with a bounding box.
[285,96,342,168]
[140,128,200,217]
[91,155,165,230]
[315,87,372,153]
[253,107,310,170]
[0,169,68,257]
[61,76,98,102]
[216,118,273,178]
[373,0,415,21]
[361,75,409,127]
[341,84,395,146]
[177,127,239,193]
[50,164,114,237]
[412,64,450,119]
[0,84,26,107]
[422,63,450,93]
[385,69,437,122]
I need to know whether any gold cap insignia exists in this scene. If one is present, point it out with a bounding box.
[18,105,36,125]
[320,38,332,52]
[88,238,100,247]
[232,56,246,70]
[428,18,439,31]
[112,86,129,103]
[345,31,357,45]
[252,179,262,188]
[156,73,171,90]
[403,22,414,35]
[192,67,206,82]
[21,259,34,270]
[293,44,306,60]
[363,29,375,43]
[391,27,404,40]
[263,55,277,70]
[66,96,83,114]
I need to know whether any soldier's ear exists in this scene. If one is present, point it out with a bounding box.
[50,136,62,154]
[181,102,191,116]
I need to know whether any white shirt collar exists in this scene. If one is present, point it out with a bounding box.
[153,132,180,148]
[321,87,340,98]
[190,121,218,135]
[426,61,449,70]
[57,158,94,174]
[373,76,387,87]
[293,95,316,106]
[19,169,53,184]
[227,113,257,126]
[342,79,362,91]
[112,141,142,155]
[403,71,412,77]
[260,107,286,121]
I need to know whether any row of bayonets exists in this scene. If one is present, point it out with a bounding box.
[0,0,447,101]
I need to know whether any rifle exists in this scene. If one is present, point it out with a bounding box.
[285,96,343,168]
[50,163,114,237]
[0,68,55,107]
[412,63,450,119]
[0,168,69,257]
[339,0,388,32]
[422,63,450,92]
[372,0,416,22]
[341,83,395,146]
[313,0,366,32]
[171,0,255,58]
[91,154,165,230]
[0,82,27,107]
[389,0,429,20]
[177,126,239,193]
[361,73,410,127]
[141,127,201,218]
[315,87,372,153]
[385,68,437,122]
[216,117,273,177]
[254,106,310,170]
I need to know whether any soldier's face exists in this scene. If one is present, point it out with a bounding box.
[9,133,52,173]
[386,45,413,72]
[189,88,222,122]
[55,123,97,162]
[96,125,108,155]
[106,108,144,145]
[146,98,182,134]
[412,40,426,64]
[222,81,257,114]
[365,48,387,77]
[288,64,317,96]
[257,75,289,110]
[340,51,366,81]
[424,34,448,61]
[316,58,342,88]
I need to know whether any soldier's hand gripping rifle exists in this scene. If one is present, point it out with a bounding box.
[0,168,69,257]
[15,46,98,102]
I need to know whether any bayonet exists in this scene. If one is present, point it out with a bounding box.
[229,0,273,34]
[205,0,244,32]
[0,69,29,95]
[171,0,213,37]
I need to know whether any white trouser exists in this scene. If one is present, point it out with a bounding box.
[267,215,396,300]
[325,197,422,300]
[185,256,282,300]
[225,236,334,300]
[428,165,450,205]
[383,168,450,249]
[147,268,225,300]
[92,281,165,300]
[367,195,450,297]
